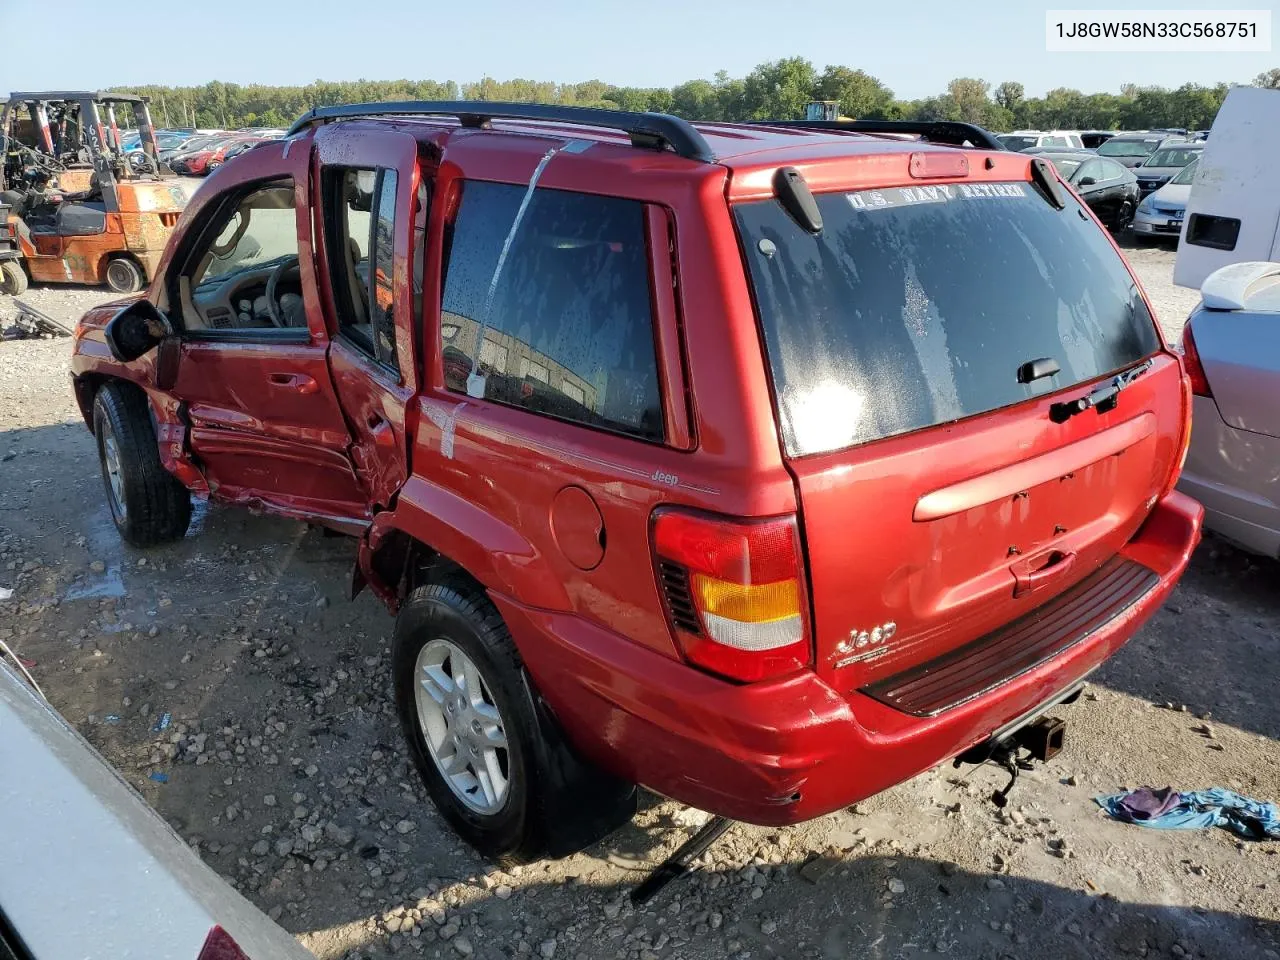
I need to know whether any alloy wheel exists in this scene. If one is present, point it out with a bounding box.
[101,420,127,522]
[413,638,510,814]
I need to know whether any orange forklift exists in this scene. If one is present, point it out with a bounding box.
[0,92,188,293]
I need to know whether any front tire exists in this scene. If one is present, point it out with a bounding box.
[1,260,27,295]
[105,257,145,294]
[393,576,636,863]
[93,383,192,546]
[1113,201,1135,232]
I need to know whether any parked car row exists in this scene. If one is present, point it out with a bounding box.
[994,129,1204,241]
[119,127,284,177]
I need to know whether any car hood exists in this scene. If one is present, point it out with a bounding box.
[1109,155,1148,167]
[1148,182,1191,209]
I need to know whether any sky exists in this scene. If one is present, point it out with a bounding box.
[0,0,1273,100]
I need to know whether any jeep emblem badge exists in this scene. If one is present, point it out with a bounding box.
[836,621,897,655]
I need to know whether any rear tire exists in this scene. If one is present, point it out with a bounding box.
[105,257,145,294]
[1,260,27,295]
[93,383,192,547]
[393,575,636,863]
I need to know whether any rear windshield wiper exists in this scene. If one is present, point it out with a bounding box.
[1050,359,1154,423]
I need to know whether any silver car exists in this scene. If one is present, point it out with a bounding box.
[1133,157,1198,243]
[1177,262,1280,559]
[0,661,315,960]
[1134,142,1203,197]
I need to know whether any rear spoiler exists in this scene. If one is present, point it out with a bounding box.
[757,119,1006,152]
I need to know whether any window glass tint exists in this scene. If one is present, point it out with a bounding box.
[1045,136,1069,147]
[185,180,303,330]
[324,168,399,372]
[735,182,1159,457]
[1050,157,1083,180]
[1076,159,1103,182]
[1101,159,1128,180]
[1145,148,1200,167]
[371,171,399,370]
[1171,158,1199,185]
[998,135,1037,152]
[1097,139,1153,157]
[440,182,662,442]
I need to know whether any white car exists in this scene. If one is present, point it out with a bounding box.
[997,130,1084,151]
[0,660,315,960]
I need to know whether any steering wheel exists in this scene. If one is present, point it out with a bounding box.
[265,255,302,328]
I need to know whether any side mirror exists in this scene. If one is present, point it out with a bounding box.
[104,298,173,363]
[1077,176,1097,187]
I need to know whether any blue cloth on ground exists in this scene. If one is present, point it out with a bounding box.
[1096,787,1280,840]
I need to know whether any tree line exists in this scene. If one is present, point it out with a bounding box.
[119,63,1280,133]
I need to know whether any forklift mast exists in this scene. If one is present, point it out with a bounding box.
[0,92,167,194]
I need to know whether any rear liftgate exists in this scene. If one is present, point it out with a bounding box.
[631,154,1098,904]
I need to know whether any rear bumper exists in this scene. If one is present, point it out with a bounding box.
[1177,396,1280,559]
[498,491,1202,826]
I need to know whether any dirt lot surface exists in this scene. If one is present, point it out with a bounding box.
[1,242,1278,960]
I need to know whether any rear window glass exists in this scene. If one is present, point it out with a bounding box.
[1097,139,1156,157]
[1049,157,1083,179]
[736,181,1159,457]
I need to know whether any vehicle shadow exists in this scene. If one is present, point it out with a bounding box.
[291,852,1279,960]
[1095,531,1280,741]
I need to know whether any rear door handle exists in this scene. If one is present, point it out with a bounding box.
[1011,549,1076,598]
[268,372,319,394]
[367,411,396,448]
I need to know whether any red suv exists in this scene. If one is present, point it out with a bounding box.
[70,103,1202,863]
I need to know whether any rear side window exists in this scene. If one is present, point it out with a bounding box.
[440,182,663,442]
[736,182,1159,457]
[1101,159,1129,180]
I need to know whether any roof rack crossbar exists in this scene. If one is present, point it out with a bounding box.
[285,100,717,163]
[758,119,1005,152]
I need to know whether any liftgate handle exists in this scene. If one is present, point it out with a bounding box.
[1010,549,1076,598]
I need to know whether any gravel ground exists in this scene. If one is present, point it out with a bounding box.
[1,242,1278,960]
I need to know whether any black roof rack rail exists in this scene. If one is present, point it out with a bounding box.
[285,100,717,163]
[758,119,1006,152]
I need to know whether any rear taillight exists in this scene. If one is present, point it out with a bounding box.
[1163,364,1194,499]
[652,510,811,682]
[1180,324,1212,398]
[197,926,251,960]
